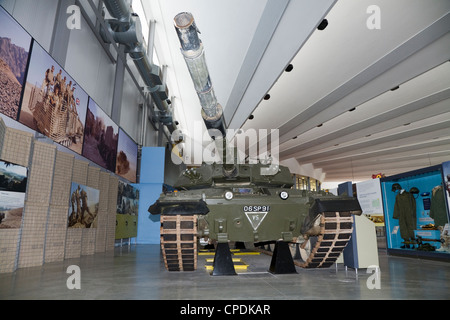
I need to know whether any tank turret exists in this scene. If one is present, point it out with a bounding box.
[149,12,362,275]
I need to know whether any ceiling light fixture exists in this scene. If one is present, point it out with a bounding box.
[317,19,328,30]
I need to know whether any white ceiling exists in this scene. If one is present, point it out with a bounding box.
[140,0,450,184]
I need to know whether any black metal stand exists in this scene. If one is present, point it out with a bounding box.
[269,241,297,274]
[212,242,237,276]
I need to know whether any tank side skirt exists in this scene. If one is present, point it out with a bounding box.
[256,211,353,269]
[299,211,353,268]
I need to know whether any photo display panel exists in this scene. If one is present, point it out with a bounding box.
[82,97,118,173]
[0,159,28,229]
[0,6,32,120]
[117,180,139,215]
[116,128,138,183]
[68,182,100,228]
[19,41,89,154]
[116,180,139,239]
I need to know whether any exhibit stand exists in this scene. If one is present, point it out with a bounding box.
[343,215,379,270]
[380,162,450,261]
[337,181,380,270]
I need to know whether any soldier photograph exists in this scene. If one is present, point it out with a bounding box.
[68,183,99,228]
[18,42,88,154]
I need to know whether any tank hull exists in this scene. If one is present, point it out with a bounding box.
[149,184,362,272]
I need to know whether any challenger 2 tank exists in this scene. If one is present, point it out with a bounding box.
[148,12,362,275]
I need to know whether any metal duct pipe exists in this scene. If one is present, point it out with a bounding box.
[103,0,131,23]
[102,0,169,117]
[174,12,226,136]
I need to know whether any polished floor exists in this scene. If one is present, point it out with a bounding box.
[0,243,449,300]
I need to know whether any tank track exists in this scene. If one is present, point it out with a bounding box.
[160,215,198,271]
[256,211,354,269]
[298,211,353,268]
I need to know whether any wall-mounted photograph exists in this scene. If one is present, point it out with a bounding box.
[117,180,139,216]
[116,180,139,239]
[116,128,138,183]
[0,159,28,229]
[0,6,32,120]
[67,182,99,228]
[82,97,118,172]
[19,42,88,154]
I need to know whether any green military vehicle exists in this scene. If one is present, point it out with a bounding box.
[149,12,361,275]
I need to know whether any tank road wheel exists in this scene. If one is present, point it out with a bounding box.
[160,215,198,271]
[298,211,353,268]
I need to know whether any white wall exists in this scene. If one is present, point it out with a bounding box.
[0,0,56,52]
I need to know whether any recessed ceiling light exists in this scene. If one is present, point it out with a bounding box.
[317,19,328,30]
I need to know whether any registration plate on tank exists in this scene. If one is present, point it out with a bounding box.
[243,206,269,230]
[243,205,270,212]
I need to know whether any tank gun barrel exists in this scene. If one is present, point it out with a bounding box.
[174,12,226,137]
[174,12,237,175]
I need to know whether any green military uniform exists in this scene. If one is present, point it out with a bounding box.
[430,186,448,227]
[393,191,416,241]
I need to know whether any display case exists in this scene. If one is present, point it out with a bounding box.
[380,162,450,261]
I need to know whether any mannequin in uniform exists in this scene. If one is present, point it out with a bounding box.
[430,185,448,227]
[392,183,416,247]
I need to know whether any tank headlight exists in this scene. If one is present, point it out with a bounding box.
[224,191,234,200]
[279,191,289,200]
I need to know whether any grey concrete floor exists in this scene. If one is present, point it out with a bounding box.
[0,243,449,300]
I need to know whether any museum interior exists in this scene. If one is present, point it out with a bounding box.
[0,0,449,303]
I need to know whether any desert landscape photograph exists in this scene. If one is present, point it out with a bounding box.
[0,6,32,120]
[82,98,118,172]
[115,128,138,183]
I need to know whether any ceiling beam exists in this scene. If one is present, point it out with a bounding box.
[278,12,450,145]
[294,120,450,163]
[280,90,450,159]
[318,139,450,170]
[223,0,290,126]
[226,0,338,130]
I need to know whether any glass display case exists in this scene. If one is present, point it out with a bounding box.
[380,163,450,260]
